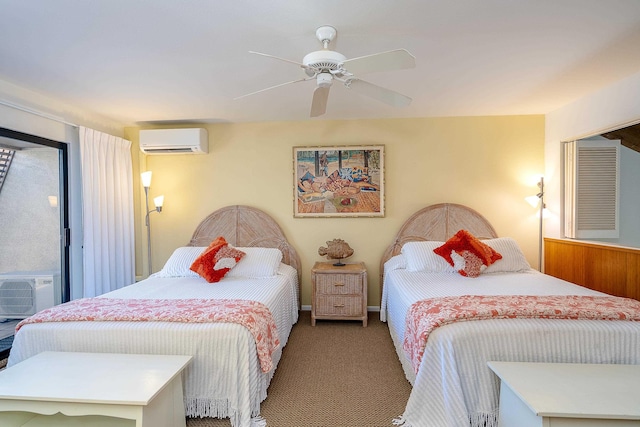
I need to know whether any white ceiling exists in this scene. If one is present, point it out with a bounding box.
[2,0,640,126]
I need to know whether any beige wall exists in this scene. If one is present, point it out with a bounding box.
[126,114,544,307]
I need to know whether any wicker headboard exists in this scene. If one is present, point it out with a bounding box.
[188,205,302,283]
[379,203,498,287]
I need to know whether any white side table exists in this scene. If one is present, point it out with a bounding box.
[0,351,192,427]
[488,361,640,427]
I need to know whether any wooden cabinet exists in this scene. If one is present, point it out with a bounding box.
[311,262,367,327]
[544,238,640,301]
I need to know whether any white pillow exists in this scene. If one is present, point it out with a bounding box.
[225,247,283,278]
[482,237,531,273]
[401,241,456,273]
[155,246,207,278]
[384,254,407,273]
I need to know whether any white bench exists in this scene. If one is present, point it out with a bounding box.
[0,351,192,427]
[488,361,640,427]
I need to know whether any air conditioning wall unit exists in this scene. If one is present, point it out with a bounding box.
[0,271,61,319]
[139,128,208,155]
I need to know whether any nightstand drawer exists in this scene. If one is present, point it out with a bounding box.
[315,295,364,316]
[315,274,363,295]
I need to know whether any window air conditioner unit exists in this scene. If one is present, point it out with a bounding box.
[0,271,61,319]
[139,128,208,155]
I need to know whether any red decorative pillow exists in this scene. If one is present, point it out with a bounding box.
[189,237,246,283]
[433,230,502,277]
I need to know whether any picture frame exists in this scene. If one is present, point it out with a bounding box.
[293,145,384,218]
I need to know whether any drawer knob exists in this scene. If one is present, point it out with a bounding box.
[334,282,345,287]
[334,304,345,308]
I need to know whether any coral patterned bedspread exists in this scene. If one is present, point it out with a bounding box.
[404,294,640,374]
[17,297,280,373]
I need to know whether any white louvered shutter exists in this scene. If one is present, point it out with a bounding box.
[564,139,620,238]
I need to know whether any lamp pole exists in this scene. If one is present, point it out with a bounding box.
[144,185,152,275]
[141,171,163,276]
[537,177,544,271]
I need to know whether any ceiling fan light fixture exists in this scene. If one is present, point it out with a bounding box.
[316,73,333,88]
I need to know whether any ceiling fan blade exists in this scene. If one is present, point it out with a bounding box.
[234,77,312,100]
[341,49,416,75]
[310,86,330,117]
[248,51,316,73]
[345,79,412,107]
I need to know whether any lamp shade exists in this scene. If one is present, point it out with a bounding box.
[141,171,152,188]
[153,195,164,208]
[525,195,540,208]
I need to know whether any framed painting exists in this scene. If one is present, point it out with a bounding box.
[293,145,384,218]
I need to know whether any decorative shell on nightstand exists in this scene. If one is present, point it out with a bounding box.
[318,238,354,266]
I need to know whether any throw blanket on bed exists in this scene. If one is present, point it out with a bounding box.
[16,298,280,373]
[404,294,640,374]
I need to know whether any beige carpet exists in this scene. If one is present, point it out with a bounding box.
[187,310,411,427]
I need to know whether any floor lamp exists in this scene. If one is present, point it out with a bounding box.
[141,171,164,275]
[526,177,545,271]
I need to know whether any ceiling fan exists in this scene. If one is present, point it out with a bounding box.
[236,26,416,117]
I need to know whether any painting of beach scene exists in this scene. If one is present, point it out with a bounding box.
[293,145,384,217]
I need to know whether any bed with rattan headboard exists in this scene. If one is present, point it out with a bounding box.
[9,205,301,427]
[380,203,640,427]
[188,204,301,301]
[379,203,497,289]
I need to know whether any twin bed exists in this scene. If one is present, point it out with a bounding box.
[380,203,640,427]
[7,203,640,427]
[8,205,301,427]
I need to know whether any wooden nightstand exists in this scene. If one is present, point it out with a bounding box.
[311,261,367,327]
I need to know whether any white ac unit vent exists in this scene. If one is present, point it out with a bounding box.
[0,271,61,319]
[139,128,208,155]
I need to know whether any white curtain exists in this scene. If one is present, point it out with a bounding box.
[79,127,134,297]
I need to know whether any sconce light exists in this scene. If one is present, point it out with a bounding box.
[141,171,164,275]
[153,195,164,212]
[526,177,545,271]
